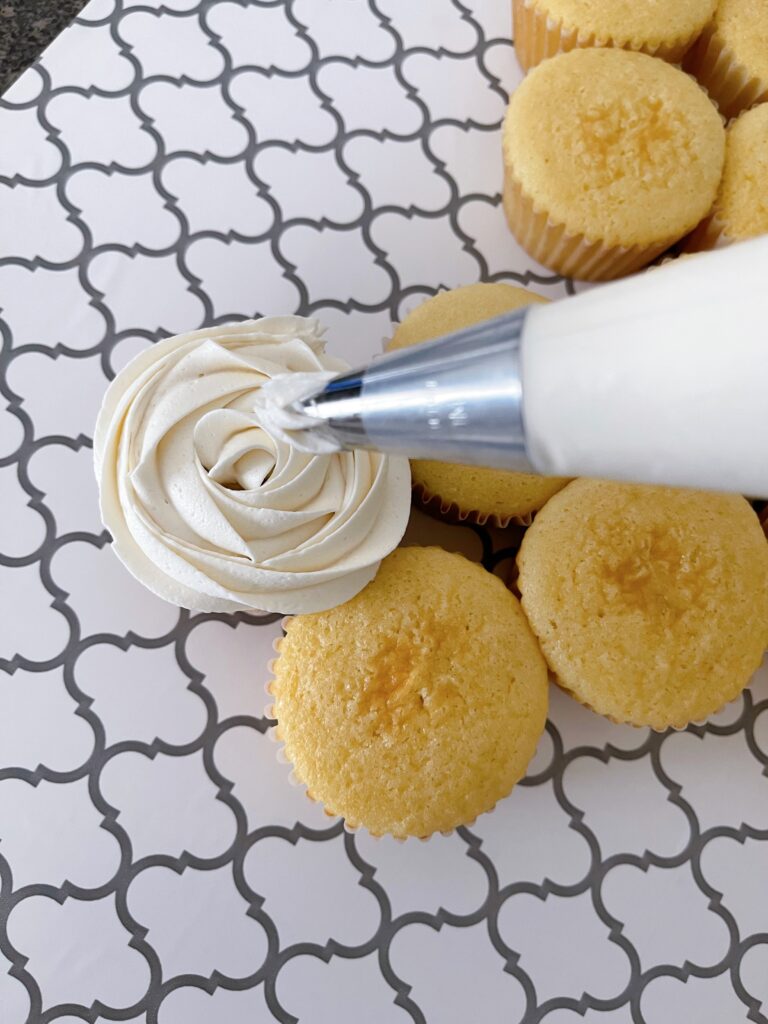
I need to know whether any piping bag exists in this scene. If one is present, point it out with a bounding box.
[259,236,768,498]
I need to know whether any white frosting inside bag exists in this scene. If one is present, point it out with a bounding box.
[94,316,411,614]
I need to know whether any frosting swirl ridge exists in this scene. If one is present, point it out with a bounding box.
[94,316,411,614]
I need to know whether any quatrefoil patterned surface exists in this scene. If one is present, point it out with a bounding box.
[1,2,768,1022]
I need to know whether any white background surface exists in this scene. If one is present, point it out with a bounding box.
[1,2,768,1022]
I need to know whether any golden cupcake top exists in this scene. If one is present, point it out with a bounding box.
[503,48,725,248]
[517,480,768,730]
[714,0,768,85]
[529,0,717,50]
[389,284,569,521]
[409,461,568,522]
[714,104,768,241]
[270,546,549,837]
[389,282,547,350]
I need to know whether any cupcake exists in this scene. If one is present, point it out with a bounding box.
[269,546,549,838]
[683,0,768,120]
[388,284,570,525]
[517,479,768,730]
[94,316,411,614]
[513,0,716,73]
[685,104,768,251]
[502,48,726,281]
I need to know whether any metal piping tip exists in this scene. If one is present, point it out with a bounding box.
[291,305,536,471]
[296,371,373,448]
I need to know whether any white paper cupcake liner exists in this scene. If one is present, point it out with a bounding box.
[513,0,705,73]
[502,169,678,281]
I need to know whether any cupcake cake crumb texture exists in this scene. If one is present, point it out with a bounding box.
[270,546,549,838]
[517,480,768,730]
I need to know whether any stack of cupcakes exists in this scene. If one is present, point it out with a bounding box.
[270,0,768,825]
[97,0,768,844]
[504,0,768,281]
[96,296,768,843]
[267,285,768,840]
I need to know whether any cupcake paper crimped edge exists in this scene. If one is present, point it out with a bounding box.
[512,0,705,74]
[547,666,760,733]
[683,22,768,120]
[263,614,535,841]
[411,479,535,530]
[502,170,678,281]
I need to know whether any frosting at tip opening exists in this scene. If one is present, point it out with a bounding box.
[94,316,411,615]
[251,372,343,454]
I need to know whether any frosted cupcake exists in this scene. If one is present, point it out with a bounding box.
[269,546,549,838]
[94,317,411,614]
[517,479,768,730]
[684,0,768,119]
[685,104,768,251]
[388,284,570,525]
[502,48,726,280]
[513,0,716,73]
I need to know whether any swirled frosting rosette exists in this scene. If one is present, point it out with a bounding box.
[94,317,411,614]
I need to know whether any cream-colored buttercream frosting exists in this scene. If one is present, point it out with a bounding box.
[94,316,411,614]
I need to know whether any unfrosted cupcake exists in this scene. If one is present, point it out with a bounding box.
[517,479,768,730]
[388,284,570,525]
[685,103,768,251]
[502,48,726,281]
[684,0,768,119]
[513,0,716,73]
[269,546,549,838]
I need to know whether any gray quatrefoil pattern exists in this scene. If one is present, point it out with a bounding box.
[1,1,768,1022]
